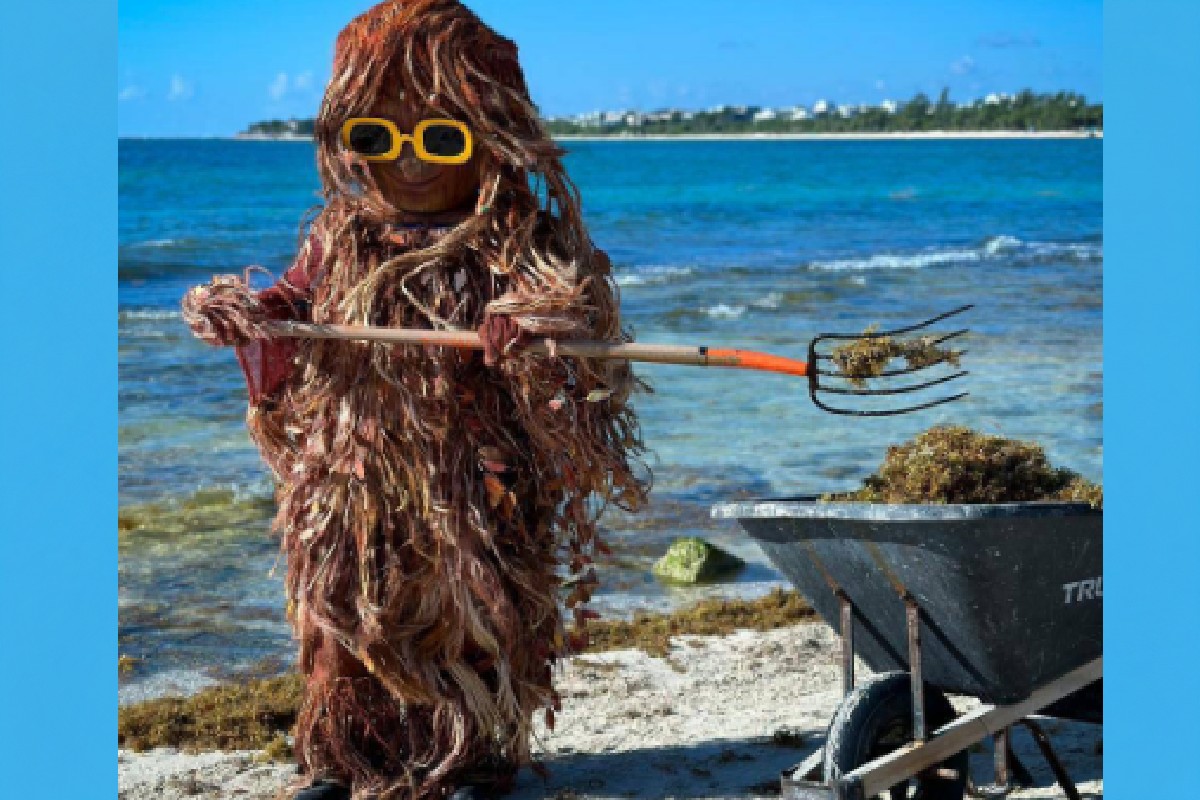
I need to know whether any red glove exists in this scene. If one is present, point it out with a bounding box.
[478,313,527,366]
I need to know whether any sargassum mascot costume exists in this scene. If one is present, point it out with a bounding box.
[181,2,647,798]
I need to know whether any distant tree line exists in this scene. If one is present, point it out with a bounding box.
[243,89,1101,138]
[244,118,315,136]
[545,90,1102,136]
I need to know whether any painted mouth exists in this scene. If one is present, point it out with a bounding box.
[389,172,441,190]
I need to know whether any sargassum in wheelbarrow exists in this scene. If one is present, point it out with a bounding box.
[825,424,1102,507]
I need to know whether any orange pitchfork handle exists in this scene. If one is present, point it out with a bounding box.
[263,321,809,378]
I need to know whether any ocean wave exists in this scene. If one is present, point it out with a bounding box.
[749,292,784,310]
[809,235,1101,272]
[1025,241,1103,261]
[705,303,747,319]
[982,234,1022,255]
[615,265,695,287]
[124,237,195,250]
[811,249,981,271]
[982,234,1102,262]
[120,309,182,321]
[130,238,177,248]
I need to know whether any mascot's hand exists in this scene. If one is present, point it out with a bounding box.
[478,312,528,367]
[181,275,268,347]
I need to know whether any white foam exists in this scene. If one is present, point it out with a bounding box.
[750,292,783,309]
[705,303,747,319]
[983,234,1022,255]
[615,265,695,287]
[1027,241,1103,260]
[127,238,183,249]
[808,235,1100,273]
[811,249,981,271]
[120,309,183,321]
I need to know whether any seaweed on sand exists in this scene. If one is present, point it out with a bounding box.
[584,588,813,658]
[830,326,962,388]
[824,425,1103,507]
[118,590,813,754]
[119,674,304,754]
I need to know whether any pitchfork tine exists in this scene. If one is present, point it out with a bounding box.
[810,390,970,418]
[825,303,975,339]
[806,304,973,416]
[816,370,970,397]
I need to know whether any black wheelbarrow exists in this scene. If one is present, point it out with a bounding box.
[711,498,1102,800]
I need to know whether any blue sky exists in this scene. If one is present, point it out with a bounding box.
[118,0,1102,137]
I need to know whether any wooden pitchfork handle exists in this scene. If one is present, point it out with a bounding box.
[263,320,810,378]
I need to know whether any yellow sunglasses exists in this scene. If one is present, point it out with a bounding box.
[340,117,474,165]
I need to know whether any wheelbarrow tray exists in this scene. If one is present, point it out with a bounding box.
[712,498,1102,707]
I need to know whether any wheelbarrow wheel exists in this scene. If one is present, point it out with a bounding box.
[824,671,967,799]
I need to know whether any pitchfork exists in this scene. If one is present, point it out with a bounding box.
[264,304,971,417]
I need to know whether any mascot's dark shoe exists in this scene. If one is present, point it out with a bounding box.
[293,779,351,800]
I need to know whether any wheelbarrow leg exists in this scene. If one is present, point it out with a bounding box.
[838,591,854,696]
[969,727,1035,798]
[905,595,925,742]
[1019,719,1082,800]
[985,727,1032,793]
[994,727,1011,791]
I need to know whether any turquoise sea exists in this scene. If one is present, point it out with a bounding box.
[118,138,1102,702]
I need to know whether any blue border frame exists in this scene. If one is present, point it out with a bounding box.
[0,0,115,794]
[2,0,1194,794]
[1106,0,1200,793]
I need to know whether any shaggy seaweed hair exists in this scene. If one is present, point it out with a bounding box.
[309,0,601,329]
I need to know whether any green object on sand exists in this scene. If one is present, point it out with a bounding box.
[652,537,745,584]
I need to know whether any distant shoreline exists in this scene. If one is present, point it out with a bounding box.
[227,129,1100,143]
[117,128,1104,143]
[555,130,1102,141]
[220,130,1099,143]
[230,133,314,141]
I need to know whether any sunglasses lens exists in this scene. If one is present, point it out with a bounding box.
[347,122,393,156]
[421,124,468,158]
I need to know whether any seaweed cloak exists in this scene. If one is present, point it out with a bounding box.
[184,2,648,797]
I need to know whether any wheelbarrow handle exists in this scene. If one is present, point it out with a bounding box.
[264,321,811,378]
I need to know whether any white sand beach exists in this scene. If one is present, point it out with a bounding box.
[118,622,1102,800]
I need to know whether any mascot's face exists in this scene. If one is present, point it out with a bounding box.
[363,89,483,214]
